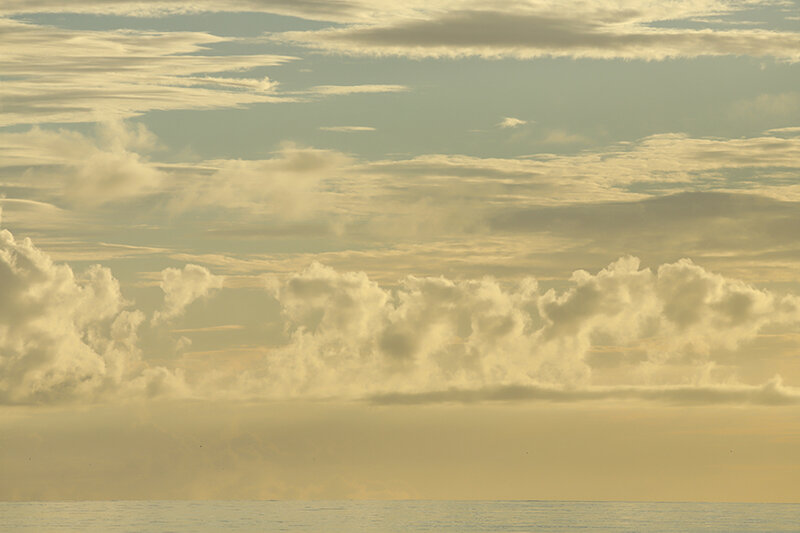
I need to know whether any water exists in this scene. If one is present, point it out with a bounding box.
[1,500,798,532]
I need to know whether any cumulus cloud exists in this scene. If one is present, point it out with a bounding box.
[498,117,527,128]
[231,258,800,401]
[2,228,800,406]
[0,122,165,205]
[0,125,357,216]
[0,228,184,404]
[153,264,224,323]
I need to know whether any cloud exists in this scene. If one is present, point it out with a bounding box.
[488,191,800,273]
[5,0,796,65]
[367,377,800,406]
[0,14,412,128]
[542,129,589,144]
[4,124,800,240]
[498,117,526,128]
[364,130,800,205]
[0,18,297,126]
[0,0,369,21]
[0,122,166,205]
[319,126,377,132]
[308,84,408,95]
[0,228,184,404]
[153,264,224,323]
[228,258,800,401]
[2,228,800,406]
[171,143,354,219]
[276,7,800,61]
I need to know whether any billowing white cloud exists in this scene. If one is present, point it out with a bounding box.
[153,264,224,323]
[2,228,799,406]
[0,228,184,404]
[232,258,800,400]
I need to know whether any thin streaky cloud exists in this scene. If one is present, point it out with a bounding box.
[320,126,377,132]
[366,379,800,406]
[308,84,409,95]
[171,325,246,333]
[275,9,800,61]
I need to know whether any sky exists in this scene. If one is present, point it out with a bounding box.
[1,0,800,502]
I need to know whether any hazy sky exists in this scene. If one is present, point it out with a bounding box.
[1,0,800,502]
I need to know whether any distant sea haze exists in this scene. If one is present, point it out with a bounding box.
[2,500,799,532]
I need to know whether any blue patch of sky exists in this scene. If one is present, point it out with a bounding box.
[141,55,799,161]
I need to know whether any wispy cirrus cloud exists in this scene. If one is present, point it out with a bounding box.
[0,18,298,126]
[308,84,408,95]
[0,17,413,127]
[0,0,369,21]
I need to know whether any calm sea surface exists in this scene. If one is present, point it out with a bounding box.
[2,500,799,532]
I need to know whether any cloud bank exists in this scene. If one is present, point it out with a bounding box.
[0,229,184,404]
[275,5,800,61]
[241,258,800,400]
[3,227,800,406]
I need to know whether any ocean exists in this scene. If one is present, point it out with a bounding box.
[2,500,799,532]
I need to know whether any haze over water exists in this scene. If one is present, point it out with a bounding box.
[4,501,800,532]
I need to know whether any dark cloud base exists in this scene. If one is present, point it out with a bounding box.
[367,379,800,406]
